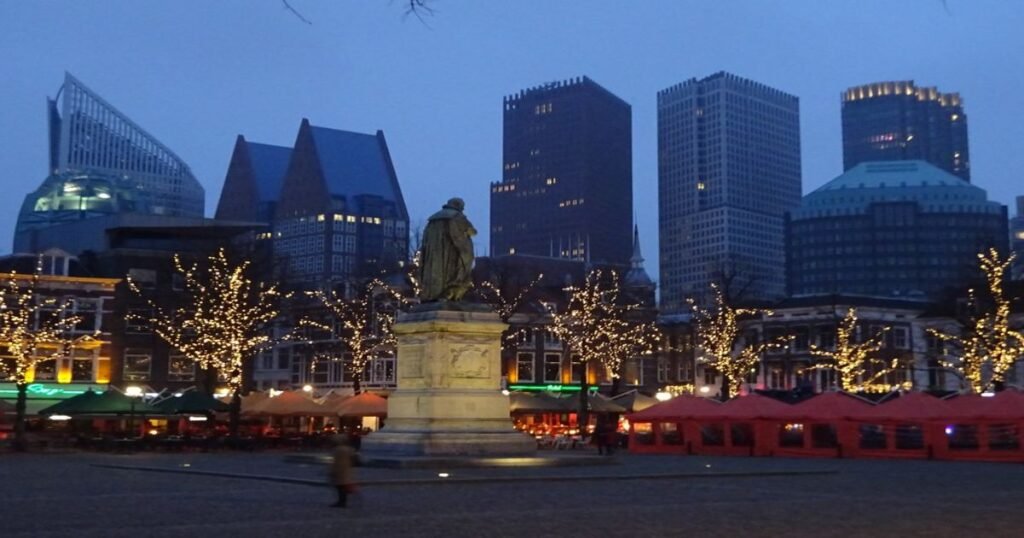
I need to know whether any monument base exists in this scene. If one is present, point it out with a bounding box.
[362,430,536,457]
[362,304,536,459]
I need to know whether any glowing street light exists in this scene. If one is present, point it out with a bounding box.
[302,384,314,393]
[655,391,673,402]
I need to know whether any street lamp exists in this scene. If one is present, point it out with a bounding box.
[125,385,142,438]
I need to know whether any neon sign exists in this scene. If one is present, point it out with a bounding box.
[506,384,599,393]
[0,383,102,399]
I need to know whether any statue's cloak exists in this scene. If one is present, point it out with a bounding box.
[420,205,476,301]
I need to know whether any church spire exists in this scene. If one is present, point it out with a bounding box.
[625,224,654,289]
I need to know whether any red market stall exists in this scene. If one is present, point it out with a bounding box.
[627,395,721,454]
[936,390,1024,462]
[766,392,874,459]
[848,392,952,460]
[694,393,791,457]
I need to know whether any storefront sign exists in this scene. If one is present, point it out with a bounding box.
[0,382,105,400]
[507,384,599,393]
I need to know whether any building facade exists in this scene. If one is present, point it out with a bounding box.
[272,119,409,289]
[1010,196,1024,280]
[215,135,293,224]
[787,161,1008,299]
[15,73,204,252]
[658,72,802,311]
[491,77,632,264]
[842,81,970,182]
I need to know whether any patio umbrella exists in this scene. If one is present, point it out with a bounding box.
[154,391,231,415]
[508,392,574,413]
[39,390,164,416]
[318,392,353,414]
[588,394,627,414]
[240,391,272,415]
[0,398,17,414]
[336,392,388,417]
[610,390,659,412]
[256,390,331,417]
[627,394,722,421]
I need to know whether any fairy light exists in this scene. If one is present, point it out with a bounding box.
[478,272,543,350]
[304,279,403,394]
[809,307,893,393]
[550,270,660,385]
[688,283,789,399]
[929,249,1024,393]
[0,258,89,449]
[129,248,288,436]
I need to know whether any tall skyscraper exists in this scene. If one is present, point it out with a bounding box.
[215,135,293,224]
[1010,196,1024,279]
[15,73,205,252]
[491,77,632,264]
[842,81,970,182]
[658,72,801,312]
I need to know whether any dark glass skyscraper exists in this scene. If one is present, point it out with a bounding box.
[842,81,970,182]
[490,77,632,264]
[658,72,801,312]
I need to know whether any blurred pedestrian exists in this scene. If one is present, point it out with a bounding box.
[329,434,357,508]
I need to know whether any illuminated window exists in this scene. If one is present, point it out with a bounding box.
[516,353,534,382]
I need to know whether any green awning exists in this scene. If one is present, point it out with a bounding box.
[38,390,165,416]
[153,392,230,414]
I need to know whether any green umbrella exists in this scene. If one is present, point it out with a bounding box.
[154,392,230,414]
[39,390,165,416]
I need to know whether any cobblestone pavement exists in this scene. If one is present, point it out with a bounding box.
[1,451,1022,538]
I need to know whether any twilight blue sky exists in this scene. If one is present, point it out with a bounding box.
[2,1,1022,281]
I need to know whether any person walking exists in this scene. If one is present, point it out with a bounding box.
[329,434,357,508]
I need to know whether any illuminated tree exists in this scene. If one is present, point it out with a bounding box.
[689,283,789,399]
[477,269,543,351]
[929,249,1024,392]
[0,262,93,451]
[551,270,659,426]
[131,248,287,439]
[809,307,893,392]
[304,279,403,394]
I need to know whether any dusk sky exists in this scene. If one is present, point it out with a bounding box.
[2,1,1022,281]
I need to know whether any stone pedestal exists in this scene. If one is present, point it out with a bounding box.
[362,305,535,457]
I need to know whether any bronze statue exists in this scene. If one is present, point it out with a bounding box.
[419,198,477,302]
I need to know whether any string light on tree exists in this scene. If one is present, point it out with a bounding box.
[928,249,1024,393]
[0,259,96,451]
[303,279,404,394]
[688,283,789,399]
[130,248,288,439]
[809,307,894,393]
[478,272,543,351]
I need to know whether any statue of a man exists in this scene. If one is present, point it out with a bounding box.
[419,198,477,302]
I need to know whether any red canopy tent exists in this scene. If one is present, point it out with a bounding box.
[687,394,791,456]
[848,392,952,459]
[767,392,874,458]
[936,391,1024,462]
[627,396,721,454]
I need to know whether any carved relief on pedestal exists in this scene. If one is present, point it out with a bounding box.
[448,343,491,379]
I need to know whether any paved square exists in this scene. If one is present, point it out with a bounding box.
[1,452,1021,537]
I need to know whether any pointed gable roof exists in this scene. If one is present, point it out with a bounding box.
[774,391,875,421]
[308,125,407,218]
[246,142,292,203]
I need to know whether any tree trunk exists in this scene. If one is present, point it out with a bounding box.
[228,389,241,442]
[610,375,622,397]
[353,373,362,395]
[578,378,590,437]
[721,375,732,402]
[13,380,28,452]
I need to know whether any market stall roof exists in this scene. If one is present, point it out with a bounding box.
[38,390,164,416]
[773,391,875,422]
[154,391,230,415]
[589,394,627,414]
[852,391,953,422]
[702,393,791,421]
[509,391,574,413]
[336,392,387,417]
[944,390,1024,421]
[627,394,722,421]
[252,391,330,417]
[611,390,659,412]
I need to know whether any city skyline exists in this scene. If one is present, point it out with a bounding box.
[2,1,1022,288]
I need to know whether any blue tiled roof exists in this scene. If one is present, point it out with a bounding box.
[246,142,292,203]
[792,161,1001,219]
[309,127,400,211]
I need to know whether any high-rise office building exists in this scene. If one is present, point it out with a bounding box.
[842,81,970,182]
[787,161,1007,298]
[658,72,801,312]
[216,135,293,224]
[1010,196,1024,279]
[272,119,409,288]
[491,77,632,264]
[15,73,204,252]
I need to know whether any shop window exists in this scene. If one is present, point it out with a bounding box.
[659,422,683,445]
[123,350,152,381]
[72,358,94,382]
[778,423,804,448]
[656,358,668,383]
[516,353,534,382]
[126,309,152,333]
[570,355,583,383]
[34,360,57,381]
[543,354,561,383]
[700,423,724,446]
[168,356,195,382]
